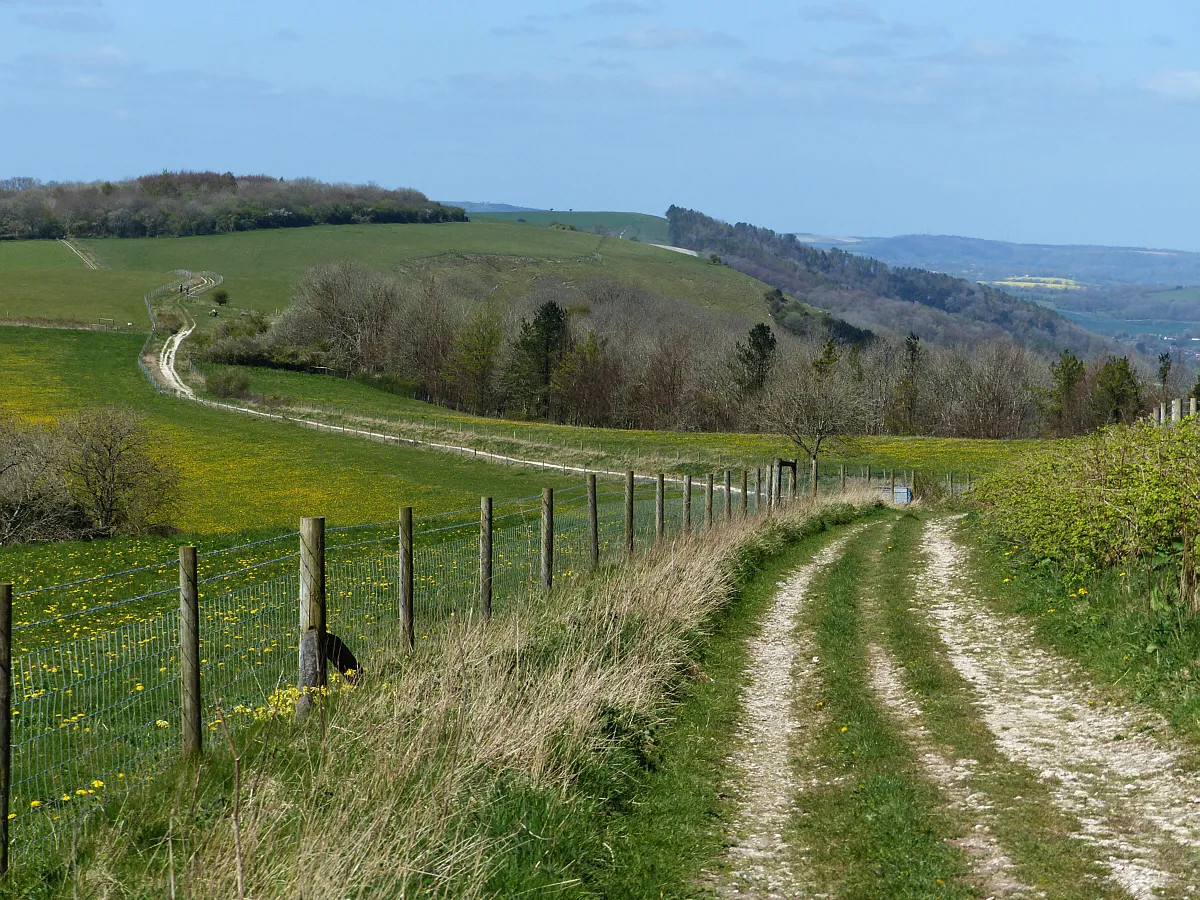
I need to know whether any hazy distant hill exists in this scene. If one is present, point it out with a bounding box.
[441,201,542,213]
[797,233,1200,288]
[672,208,1113,357]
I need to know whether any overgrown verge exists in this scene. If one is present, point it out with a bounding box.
[971,419,1200,738]
[7,495,882,899]
[964,516,1200,741]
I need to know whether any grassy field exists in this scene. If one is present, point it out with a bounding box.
[0,241,162,328]
[197,362,1032,477]
[62,220,769,336]
[469,210,671,244]
[0,326,579,594]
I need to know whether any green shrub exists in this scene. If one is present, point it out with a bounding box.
[207,367,251,399]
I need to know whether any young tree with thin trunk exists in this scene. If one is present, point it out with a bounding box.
[762,340,868,494]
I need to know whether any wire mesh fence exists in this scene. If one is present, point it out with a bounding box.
[0,462,963,862]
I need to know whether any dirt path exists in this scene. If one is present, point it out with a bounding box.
[867,641,1035,898]
[712,529,862,899]
[917,517,1200,899]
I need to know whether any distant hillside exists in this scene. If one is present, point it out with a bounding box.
[801,233,1200,288]
[0,173,464,240]
[441,201,541,213]
[670,207,1112,356]
[472,210,670,245]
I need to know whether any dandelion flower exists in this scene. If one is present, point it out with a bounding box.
[28,800,40,809]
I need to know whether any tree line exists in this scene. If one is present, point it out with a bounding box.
[196,261,1177,445]
[666,205,1112,358]
[0,172,465,240]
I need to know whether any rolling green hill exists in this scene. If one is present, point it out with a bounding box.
[469,210,670,244]
[42,220,782,335]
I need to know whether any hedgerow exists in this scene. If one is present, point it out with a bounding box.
[973,419,1200,607]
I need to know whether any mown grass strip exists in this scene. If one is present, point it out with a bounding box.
[792,523,972,899]
[875,513,1124,899]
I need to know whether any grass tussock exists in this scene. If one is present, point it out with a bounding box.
[18,491,883,899]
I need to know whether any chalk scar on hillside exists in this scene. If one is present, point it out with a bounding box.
[917,516,1200,900]
[708,528,862,900]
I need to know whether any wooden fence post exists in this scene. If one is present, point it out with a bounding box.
[755,467,762,512]
[625,471,635,555]
[179,546,201,759]
[889,469,896,498]
[866,466,872,487]
[0,584,10,876]
[948,472,955,496]
[741,470,749,517]
[1191,397,1197,418]
[705,474,714,527]
[839,464,846,493]
[723,470,732,520]
[810,457,818,498]
[655,474,665,544]
[587,475,599,570]
[400,508,414,652]
[683,474,692,535]
[480,498,493,621]
[298,516,326,720]
[541,488,554,591]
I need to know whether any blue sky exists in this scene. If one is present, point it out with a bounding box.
[2,0,1199,249]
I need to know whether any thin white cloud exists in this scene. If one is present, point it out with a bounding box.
[18,9,110,31]
[490,24,551,38]
[586,25,742,51]
[800,1,881,25]
[928,35,1072,67]
[1143,69,1200,101]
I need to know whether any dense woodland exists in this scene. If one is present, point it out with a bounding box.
[0,172,465,240]
[667,206,1113,357]
[197,261,1175,442]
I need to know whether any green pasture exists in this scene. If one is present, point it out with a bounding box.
[66,220,768,335]
[198,362,1031,477]
[0,241,162,328]
[0,326,579,588]
[469,210,671,244]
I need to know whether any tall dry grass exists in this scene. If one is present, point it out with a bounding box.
[71,491,882,899]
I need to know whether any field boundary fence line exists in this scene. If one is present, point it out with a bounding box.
[0,466,888,867]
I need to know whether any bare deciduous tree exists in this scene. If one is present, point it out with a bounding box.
[762,341,869,493]
[60,408,178,536]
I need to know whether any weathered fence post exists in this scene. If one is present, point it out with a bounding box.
[655,474,665,544]
[839,464,846,493]
[949,472,955,496]
[755,467,762,512]
[1191,396,1197,418]
[298,516,327,720]
[400,508,414,652]
[625,471,635,555]
[0,584,10,876]
[723,470,732,520]
[480,498,493,620]
[587,475,599,570]
[683,474,693,535]
[866,466,872,487]
[705,474,714,527]
[1172,398,1182,423]
[810,457,818,498]
[541,488,554,591]
[179,547,201,759]
[741,470,749,517]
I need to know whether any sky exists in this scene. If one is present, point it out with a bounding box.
[2,0,1200,249]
